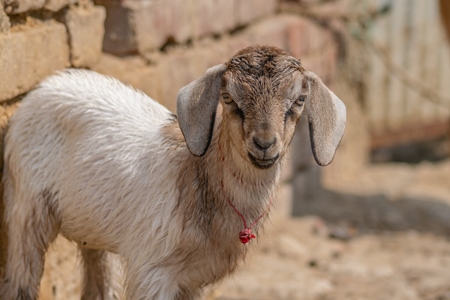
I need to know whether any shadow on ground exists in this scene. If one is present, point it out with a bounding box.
[293,189,450,238]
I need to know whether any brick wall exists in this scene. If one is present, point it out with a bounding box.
[0,1,339,298]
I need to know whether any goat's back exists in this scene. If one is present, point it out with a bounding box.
[3,69,182,252]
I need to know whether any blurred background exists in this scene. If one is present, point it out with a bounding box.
[0,0,449,299]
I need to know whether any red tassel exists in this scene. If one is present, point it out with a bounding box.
[219,143,273,245]
[239,228,256,244]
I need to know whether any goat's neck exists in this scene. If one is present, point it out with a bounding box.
[169,119,281,236]
[203,125,282,220]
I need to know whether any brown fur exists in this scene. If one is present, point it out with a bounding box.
[221,46,306,170]
[156,46,309,297]
[162,121,247,292]
[80,249,109,300]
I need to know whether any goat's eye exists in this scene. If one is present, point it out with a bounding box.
[295,95,306,106]
[222,93,233,104]
[221,93,244,119]
[286,95,306,120]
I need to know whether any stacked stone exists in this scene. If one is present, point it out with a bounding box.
[0,0,105,102]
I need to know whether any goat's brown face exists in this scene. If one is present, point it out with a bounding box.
[177,45,345,167]
[220,47,306,169]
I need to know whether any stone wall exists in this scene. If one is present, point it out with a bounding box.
[0,1,105,102]
[0,0,340,298]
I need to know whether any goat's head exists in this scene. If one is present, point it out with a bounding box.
[177,45,346,168]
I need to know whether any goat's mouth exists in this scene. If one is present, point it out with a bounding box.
[248,152,280,169]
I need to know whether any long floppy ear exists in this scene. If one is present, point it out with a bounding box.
[177,64,227,156]
[304,71,346,166]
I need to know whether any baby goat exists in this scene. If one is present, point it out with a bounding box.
[0,45,345,300]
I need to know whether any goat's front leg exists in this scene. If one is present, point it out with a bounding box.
[0,189,60,300]
[80,248,110,300]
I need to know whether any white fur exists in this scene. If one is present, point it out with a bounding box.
[1,44,346,299]
[1,69,280,300]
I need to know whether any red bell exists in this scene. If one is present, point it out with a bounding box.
[239,228,256,244]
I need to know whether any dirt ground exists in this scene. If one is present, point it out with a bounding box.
[34,159,450,300]
[212,159,450,300]
[213,218,450,300]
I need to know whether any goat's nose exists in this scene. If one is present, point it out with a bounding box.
[253,136,276,150]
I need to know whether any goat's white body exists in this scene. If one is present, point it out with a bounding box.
[2,70,278,299]
[1,44,347,300]
[6,70,180,246]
